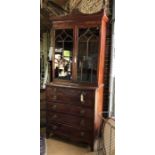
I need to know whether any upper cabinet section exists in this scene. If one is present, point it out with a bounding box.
[51,12,108,86]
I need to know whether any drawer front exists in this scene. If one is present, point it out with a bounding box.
[47,112,92,130]
[47,102,93,118]
[46,86,95,107]
[48,123,92,143]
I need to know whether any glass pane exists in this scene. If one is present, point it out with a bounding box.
[54,29,73,80]
[77,27,100,83]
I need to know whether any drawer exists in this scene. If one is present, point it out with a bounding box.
[47,112,92,130]
[48,123,92,143]
[46,86,95,107]
[47,102,94,118]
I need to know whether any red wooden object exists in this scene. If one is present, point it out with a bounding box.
[46,11,108,151]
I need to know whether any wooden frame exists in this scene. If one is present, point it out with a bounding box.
[46,11,109,151]
[50,11,108,86]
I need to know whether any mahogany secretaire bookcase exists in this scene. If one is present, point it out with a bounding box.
[46,11,108,151]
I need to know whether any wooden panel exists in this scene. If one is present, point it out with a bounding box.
[52,22,74,29]
[47,102,94,118]
[47,82,97,89]
[52,21,101,29]
[94,86,104,134]
[72,25,78,80]
[50,11,103,22]
[98,15,108,85]
[47,112,92,130]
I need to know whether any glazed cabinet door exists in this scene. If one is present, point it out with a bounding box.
[53,26,100,84]
[77,27,100,83]
[54,29,73,80]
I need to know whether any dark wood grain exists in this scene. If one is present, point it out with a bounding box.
[47,102,94,118]
[98,15,108,85]
[46,86,95,107]
[47,123,92,143]
[47,112,92,130]
[50,11,103,21]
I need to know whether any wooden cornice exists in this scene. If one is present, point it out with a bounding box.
[49,10,104,22]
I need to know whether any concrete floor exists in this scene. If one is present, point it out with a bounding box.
[46,138,97,155]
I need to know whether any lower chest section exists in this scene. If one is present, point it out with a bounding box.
[46,85,98,148]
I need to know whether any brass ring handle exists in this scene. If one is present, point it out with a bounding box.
[80,110,85,115]
[80,132,85,137]
[53,95,57,100]
[52,114,57,119]
[52,105,57,109]
[80,93,85,103]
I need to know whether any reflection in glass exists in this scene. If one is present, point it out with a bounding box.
[77,27,100,83]
[54,29,73,80]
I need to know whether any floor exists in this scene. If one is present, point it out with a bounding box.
[46,138,98,155]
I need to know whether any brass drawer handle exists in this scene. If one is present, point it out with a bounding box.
[80,119,85,126]
[80,132,85,137]
[52,125,57,130]
[52,105,57,110]
[52,114,57,119]
[53,95,57,100]
[80,93,85,103]
[80,110,85,115]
